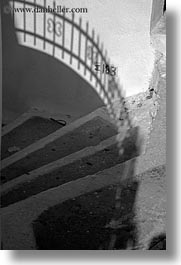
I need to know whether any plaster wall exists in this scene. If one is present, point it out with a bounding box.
[2,0,158,123]
[64,0,155,97]
[24,0,155,96]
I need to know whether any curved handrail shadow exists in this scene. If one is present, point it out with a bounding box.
[2,0,130,130]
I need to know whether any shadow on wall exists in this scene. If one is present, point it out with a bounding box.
[1,0,104,124]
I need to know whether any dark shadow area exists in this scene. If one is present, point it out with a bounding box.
[1,0,104,124]
[163,0,166,13]
[32,160,139,250]
[148,233,166,250]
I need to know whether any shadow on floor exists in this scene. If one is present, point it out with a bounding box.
[32,159,140,250]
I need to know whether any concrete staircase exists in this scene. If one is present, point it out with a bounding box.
[1,106,140,249]
[1,107,139,204]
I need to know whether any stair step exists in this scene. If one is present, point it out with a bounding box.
[1,127,139,207]
[1,116,64,160]
[1,116,117,184]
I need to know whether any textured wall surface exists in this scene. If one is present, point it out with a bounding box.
[46,0,155,96]
[2,0,156,123]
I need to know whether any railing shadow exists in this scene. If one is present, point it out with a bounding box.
[1,0,105,122]
[1,0,129,127]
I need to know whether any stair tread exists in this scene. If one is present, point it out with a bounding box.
[1,117,117,183]
[1,127,139,207]
[1,116,63,159]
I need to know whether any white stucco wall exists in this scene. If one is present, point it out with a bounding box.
[61,0,155,96]
[15,0,154,97]
[2,0,157,123]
